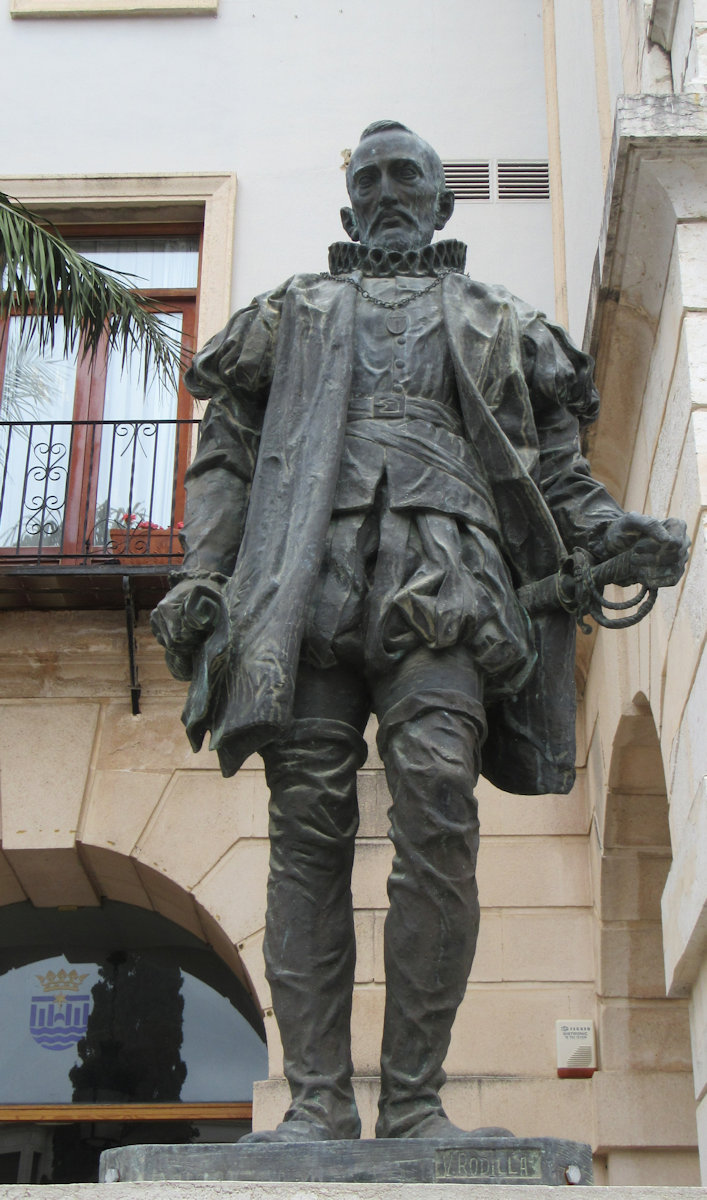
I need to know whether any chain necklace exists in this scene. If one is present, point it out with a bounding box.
[320,268,454,310]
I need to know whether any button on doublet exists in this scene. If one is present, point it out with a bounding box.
[385,312,409,336]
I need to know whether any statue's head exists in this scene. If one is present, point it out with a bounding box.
[342,120,455,252]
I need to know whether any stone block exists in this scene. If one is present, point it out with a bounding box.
[604,789,671,849]
[371,910,386,981]
[499,910,594,982]
[671,415,706,546]
[690,956,707,1105]
[3,1179,707,1199]
[133,770,244,891]
[350,985,385,1074]
[608,708,666,794]
[363,715,383,769]
[80,768,171,856]
[684,310,707,403]
[668,647,707,829]
[357,770,392,838]
[351,840,393,910]
[592,1069,698,1150]
[444,1074,593,1144]
[263,1010,283,1077]
[252,1076,290,1132]
[448,985,588,1077]
[606,1149,701,1186]
[661,517,707,759]
[79,843,153,908]
[698,1089,707,1182]
[354,910,376,983]
[475,775,588,838]
[599,922,668,998]
[599,998,694,1072]
[96,698,214,771]
[476,837,590,908]
[133,860,206,939]
[236,928,270,1016]
[600,848,671,922]
[192,838,269,945]
[662,773,707,993]
[3,845,98,907]
[197,904,253,990]
[253,1075,381,1139]
[635,255,691,503]
[468,910,504,983]
[678,221,707,311]
[0,701,99,850]
[236,769,271,839]
[0,612,127,700]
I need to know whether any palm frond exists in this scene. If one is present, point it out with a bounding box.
[0,191,182,390]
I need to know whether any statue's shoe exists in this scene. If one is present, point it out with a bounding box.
[376,1112,514,1141]
[240,1118,354,1144]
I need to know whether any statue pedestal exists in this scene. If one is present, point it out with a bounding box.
[100,1136,592,1187]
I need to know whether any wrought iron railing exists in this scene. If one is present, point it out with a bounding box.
[0,418,198,567]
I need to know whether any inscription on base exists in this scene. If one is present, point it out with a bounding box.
[434,1146,543,1183]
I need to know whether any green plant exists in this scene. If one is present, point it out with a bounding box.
[0,191,182,389]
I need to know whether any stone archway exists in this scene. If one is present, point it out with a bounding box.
[594,694,699,1185]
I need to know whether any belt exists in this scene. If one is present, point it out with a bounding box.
[347,394,462,434]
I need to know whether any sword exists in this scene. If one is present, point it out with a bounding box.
[517,548,658,632]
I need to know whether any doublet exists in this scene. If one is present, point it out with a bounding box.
[302,277,533,696]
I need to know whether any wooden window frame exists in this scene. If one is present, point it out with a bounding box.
[0,1102,252,1122]
[10,0,218,19]
[0,223,200,558]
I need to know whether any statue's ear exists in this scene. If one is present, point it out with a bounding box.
[340,206,360,242]
[434,188,455,231]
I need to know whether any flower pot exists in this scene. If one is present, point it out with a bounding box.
[110,527,183,566]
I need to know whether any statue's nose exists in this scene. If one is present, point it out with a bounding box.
[379,174,397,203]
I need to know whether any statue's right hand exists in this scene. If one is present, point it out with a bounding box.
[150,577,225,681]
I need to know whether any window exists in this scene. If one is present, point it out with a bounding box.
[0,901,267,1183]
[0,228,199,562]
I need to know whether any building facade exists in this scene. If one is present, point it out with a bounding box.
[0,0,705,1186]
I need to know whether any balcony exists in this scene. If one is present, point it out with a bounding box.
[0,417,198,612]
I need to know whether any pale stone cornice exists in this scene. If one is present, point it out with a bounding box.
[583,94,707,502]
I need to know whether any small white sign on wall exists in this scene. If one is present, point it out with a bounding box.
[556,1019,596,1078]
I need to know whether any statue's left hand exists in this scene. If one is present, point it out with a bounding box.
[600,512,690,590]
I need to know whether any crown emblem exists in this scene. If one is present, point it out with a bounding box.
[36,968,89,1002]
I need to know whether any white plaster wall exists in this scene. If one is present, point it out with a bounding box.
[553,0,606,341]
[602,0,629,106]
[0,0,554,317]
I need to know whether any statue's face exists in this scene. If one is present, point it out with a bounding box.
[347,129,447,252]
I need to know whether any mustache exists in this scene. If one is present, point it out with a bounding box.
[370,207,414,228]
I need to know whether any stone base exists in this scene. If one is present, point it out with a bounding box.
[4,1185,707,1200]
[100,1136,592,1186]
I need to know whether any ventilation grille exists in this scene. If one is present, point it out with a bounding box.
[443,161,491,201]
[497,160,550,200]
[442,160,550,202]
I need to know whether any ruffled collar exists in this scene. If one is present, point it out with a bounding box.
[327,239,467,277]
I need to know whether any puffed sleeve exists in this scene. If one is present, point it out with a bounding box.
[516,302,624,557]
[177,281,289,578]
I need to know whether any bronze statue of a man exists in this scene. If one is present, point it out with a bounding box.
[152,121,688,1142]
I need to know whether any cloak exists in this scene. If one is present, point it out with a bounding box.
[178,268,624,793]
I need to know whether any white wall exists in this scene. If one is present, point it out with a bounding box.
[552,0,606,341]
[1,0,555,320]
